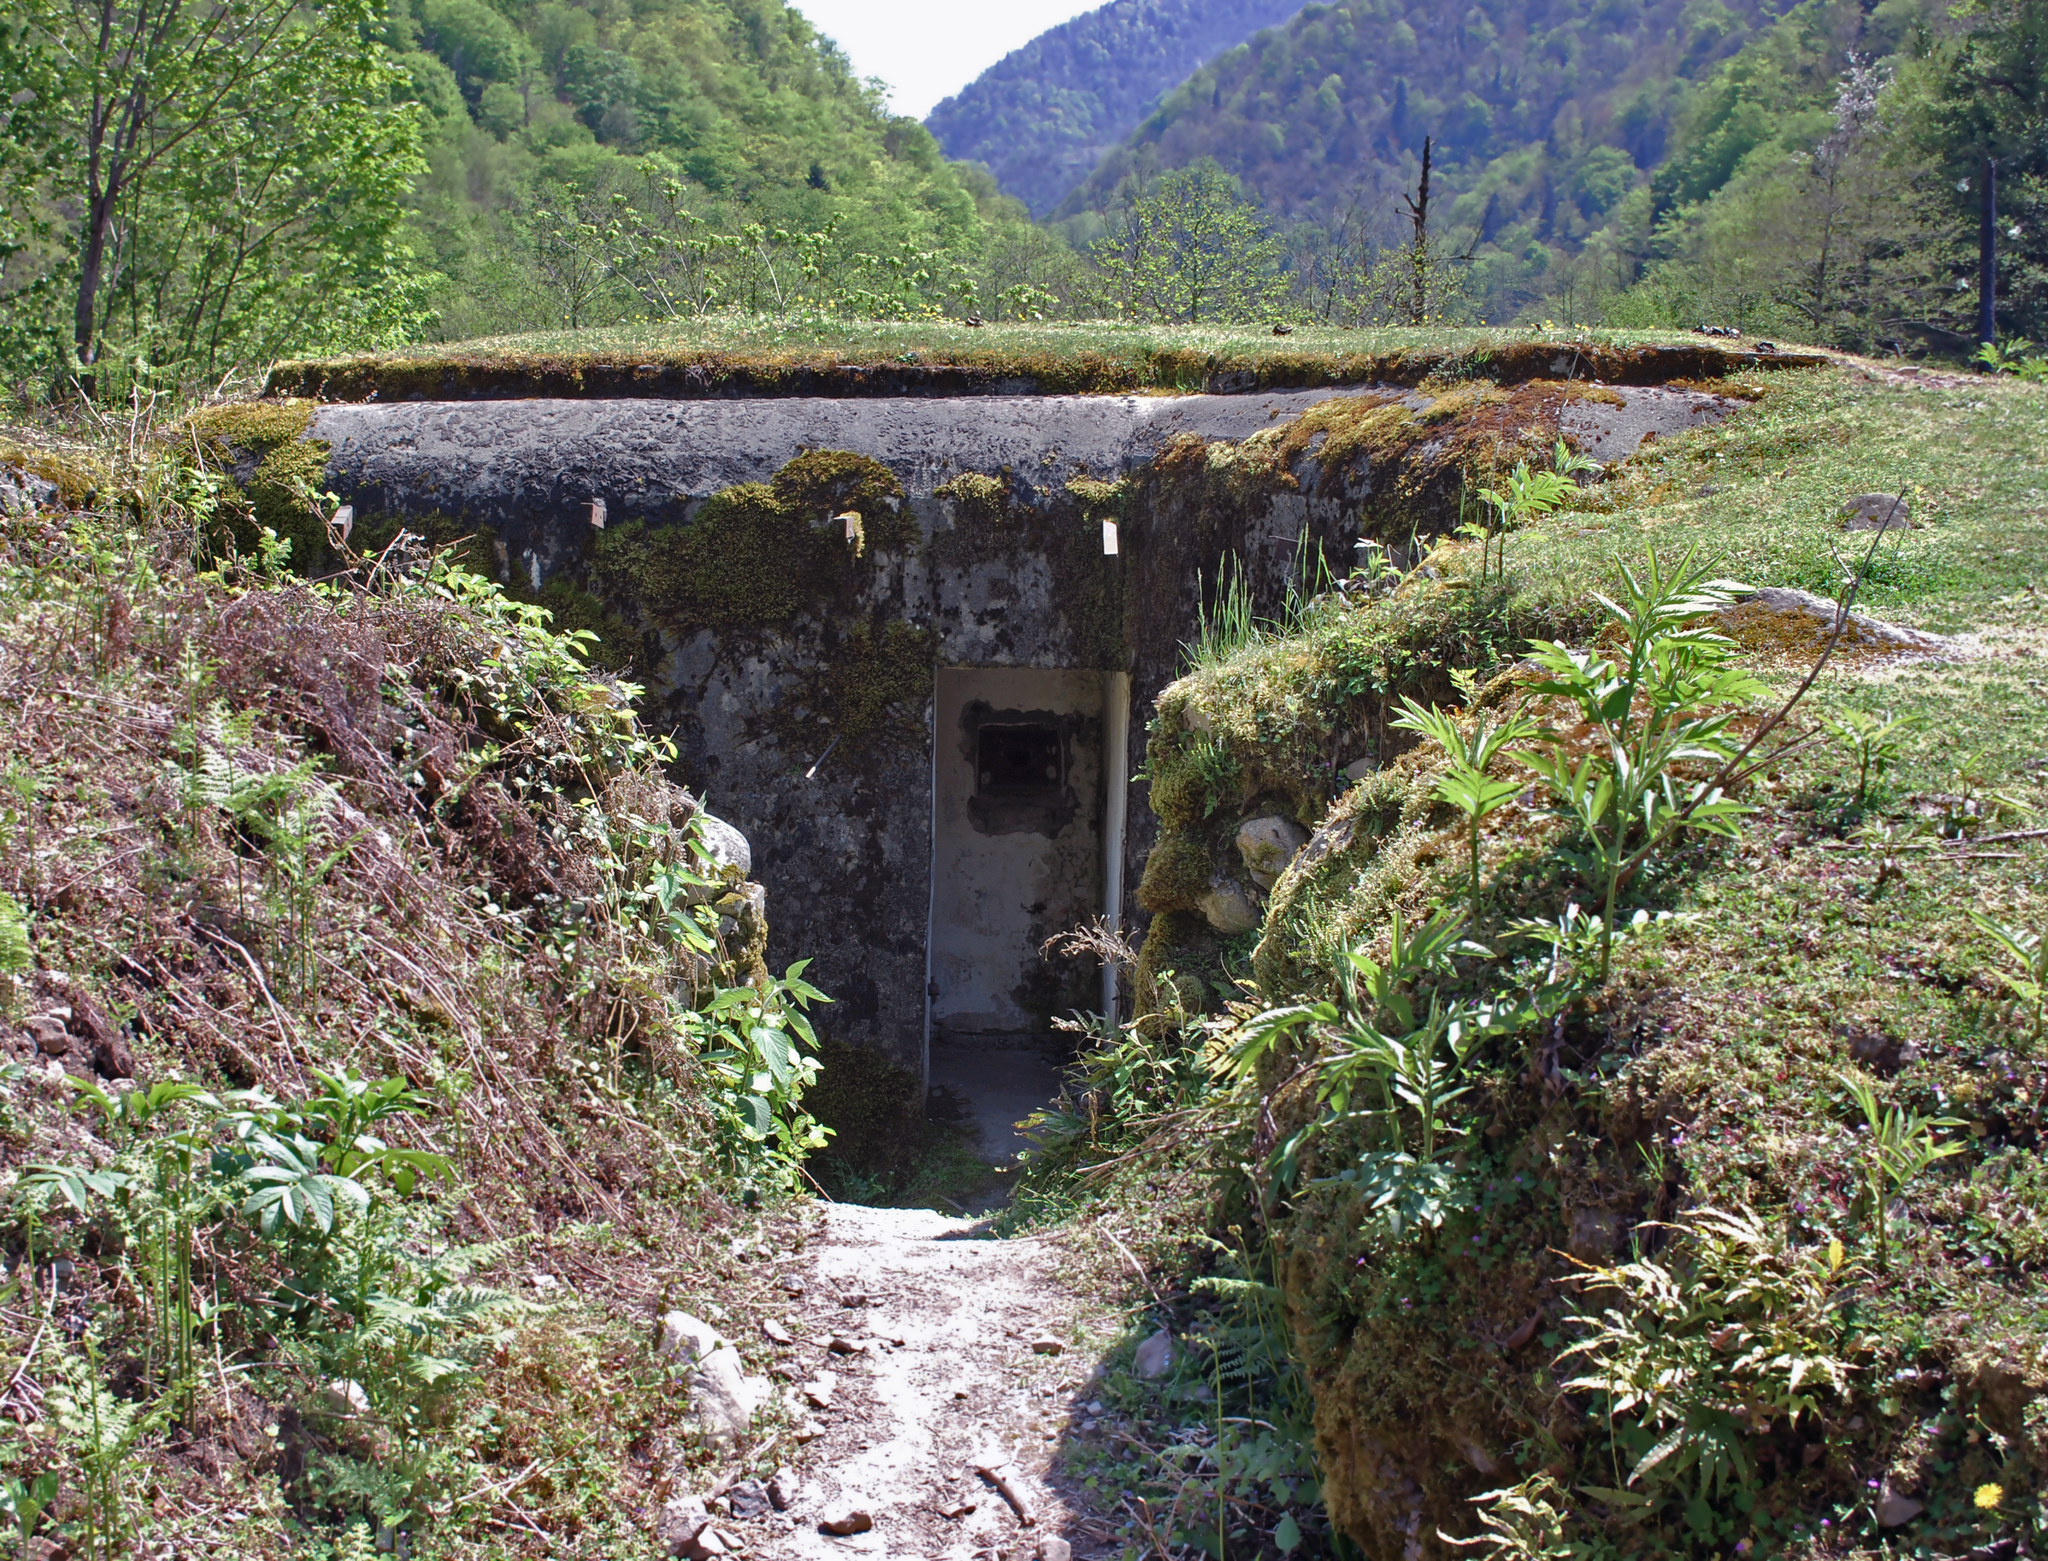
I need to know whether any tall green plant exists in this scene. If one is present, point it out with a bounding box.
[1840,1073,1964,1270]
[1462,440,1598,580]
[0,893,28,973]
[49,1339,158,1561]
[1230,910,1545,1235]
[1821,707,1922,806]
[1970,913,2047,1040]
[688,962,831,1190]
[1391,697,1539,927]
[1088,162,1289,324]
[1517,548,1764,980]
[1184,555,1258,673]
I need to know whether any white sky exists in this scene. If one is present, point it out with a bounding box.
[795,0,1105,120]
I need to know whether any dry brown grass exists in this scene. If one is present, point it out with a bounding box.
[0,420,811,1557]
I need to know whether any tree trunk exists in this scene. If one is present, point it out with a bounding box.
[1978,157,1998,347]
[73,184,119,368]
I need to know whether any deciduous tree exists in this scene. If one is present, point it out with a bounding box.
[1,0,425,383]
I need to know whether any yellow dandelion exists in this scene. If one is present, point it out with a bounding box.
[1975,1483,2004,1510]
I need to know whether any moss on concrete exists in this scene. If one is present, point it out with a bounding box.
[590,450,906,635]
[1064,474,1131,517]
[186,398,318,451]
[934,471,1009,527]
[781,618,935,749]
[770,449,912,553]
[183,399,336,571]
[1236,378,1633,544]
[533,577,643,674]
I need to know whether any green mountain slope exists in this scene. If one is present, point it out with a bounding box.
[390,0,1024,337]
[1050,0,1955,326]
[925,0,1309,218]
[1060,0,1795,218]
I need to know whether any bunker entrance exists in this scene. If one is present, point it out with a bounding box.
[927,668,1124,1164]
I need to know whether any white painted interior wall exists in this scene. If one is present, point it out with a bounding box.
[928,667,1103,1038]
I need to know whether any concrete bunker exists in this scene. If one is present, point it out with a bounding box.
[263,350,1782,1145]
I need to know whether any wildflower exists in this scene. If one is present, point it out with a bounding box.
[1975,1484,2004,1510]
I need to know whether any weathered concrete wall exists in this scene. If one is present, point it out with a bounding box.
[298,381,1744,1076]
[307,390,1367,1072]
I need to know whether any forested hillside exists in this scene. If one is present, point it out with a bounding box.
[1057,0,2046,347]
[925,0,1308,218]
[396,0,1037,339]
[1061,0,1797,222]
[0,0,1047,382]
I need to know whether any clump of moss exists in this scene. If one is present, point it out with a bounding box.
[1131,911,1222,1032]
[591,450,909,635]
[1229,379,1628,543]
[1137,834,1216,916]
[183,399,335,570]
[1412,381,1511,425]
[0,438,99,503]
[1065,474,1130,516]
[934,470,1009,526]
[781,618,935,747]
[532,577,642,673]
[185,398,318,452]
[772,449,913,552]
[265,331,1818,405]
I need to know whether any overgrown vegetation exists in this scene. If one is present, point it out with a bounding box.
[0,411,830,1555]
[1009,359,2048,1559]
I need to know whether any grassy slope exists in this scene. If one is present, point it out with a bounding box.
[1040,361,2048,1558]
[0,425,819,1559]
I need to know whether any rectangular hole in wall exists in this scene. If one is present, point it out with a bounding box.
[927,667,1109,1164]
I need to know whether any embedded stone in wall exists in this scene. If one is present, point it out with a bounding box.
[1235,815,1308,890]
[694,813,753,875]
[1197,876,1262,936]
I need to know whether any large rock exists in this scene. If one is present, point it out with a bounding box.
[652,1310,768,1443]
[693,813,752,877]
[1841,492,1912,531]
[658,1496,713,1557]
[1133,1330,1176,1379]
[678,813,753,908]
[1197,876,1262,936]
[0,464,57,517]
[1718,586,1954,659]
[1236,816,1308,890]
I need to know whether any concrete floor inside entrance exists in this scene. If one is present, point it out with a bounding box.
[926,1032,1066,1174]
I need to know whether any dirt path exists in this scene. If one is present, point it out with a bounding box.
[752,1202,1123,1561]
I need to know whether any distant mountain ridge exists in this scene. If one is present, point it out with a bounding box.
[924,0,1307,217]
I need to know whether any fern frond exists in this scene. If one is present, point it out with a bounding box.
[0,892,31,972]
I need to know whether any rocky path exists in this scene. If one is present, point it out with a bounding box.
[735,1203,1126,1561]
